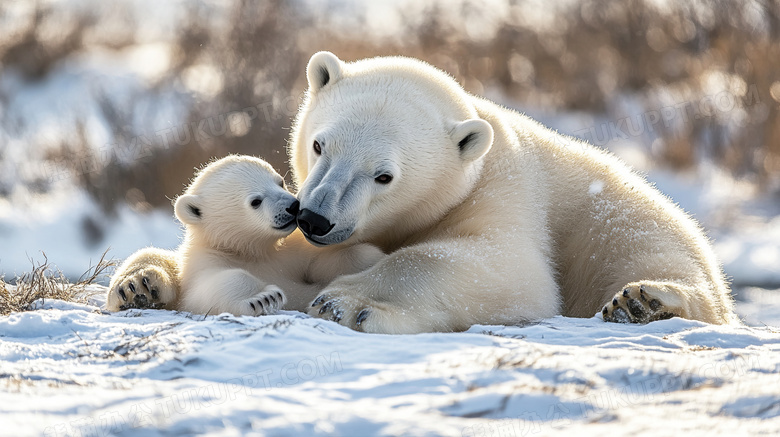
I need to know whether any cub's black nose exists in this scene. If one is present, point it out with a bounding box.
[297,209,334,237]
[286,200,300,216]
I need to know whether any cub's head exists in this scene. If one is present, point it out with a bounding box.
[174,155,299,254]
[290,52,493,247]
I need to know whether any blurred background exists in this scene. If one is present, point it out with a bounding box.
[1,0,779,316]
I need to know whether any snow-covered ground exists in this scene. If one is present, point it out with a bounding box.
[1,291,779,436]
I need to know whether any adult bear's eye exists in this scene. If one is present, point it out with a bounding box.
[375,174,393,184]
[313,140,322,155]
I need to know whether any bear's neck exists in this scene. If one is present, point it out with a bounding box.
[367,188,478,253]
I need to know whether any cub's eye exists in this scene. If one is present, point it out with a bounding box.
[250,197,262,209]
[313,140,322,155]
[375,174,393,184]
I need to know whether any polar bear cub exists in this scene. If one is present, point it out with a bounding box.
[107,155,384,316]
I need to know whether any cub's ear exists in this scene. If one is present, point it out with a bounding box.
[306,51,343,93]
[450,119,494,162]
[174,194,203,225]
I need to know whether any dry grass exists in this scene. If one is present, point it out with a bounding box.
[0,251,116,316]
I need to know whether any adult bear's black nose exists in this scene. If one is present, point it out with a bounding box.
[297,209,335,237]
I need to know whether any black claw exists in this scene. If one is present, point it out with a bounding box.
[263,296,272,307]
[319,300,334,315]
[622,288,629,297]
[612,298,618,306]
[250,302,256,311]
[332,308,343,323]
[356,308,370,326]
[142,277,151,291]
[150,288,159,300]
[128,282,136,293]
[118,287,127,301]
[602,306,608,316]
[312,294,329,307]
[626,298,647,319]
[640,285,646,293]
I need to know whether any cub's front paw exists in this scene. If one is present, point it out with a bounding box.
[240,285,286,316]
[602,283,678,324]
[107,267,177,311]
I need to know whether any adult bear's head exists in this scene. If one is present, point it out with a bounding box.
[290,52,494,247]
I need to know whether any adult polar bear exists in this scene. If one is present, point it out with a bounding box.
[294,52,737,333]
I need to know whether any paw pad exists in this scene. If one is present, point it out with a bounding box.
[602,284,677,324]
[113,273,168,311]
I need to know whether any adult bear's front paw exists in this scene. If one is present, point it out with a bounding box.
[308,277,404,333]
[308,274,448,334]
[309,288,380,332]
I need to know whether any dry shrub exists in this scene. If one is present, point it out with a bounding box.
[0,252,115,316]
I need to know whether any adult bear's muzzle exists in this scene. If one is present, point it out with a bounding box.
[297,209,335,238]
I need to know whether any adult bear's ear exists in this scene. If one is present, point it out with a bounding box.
[174,194,203,225]
[306,51,343,93]
[450,119,494,162]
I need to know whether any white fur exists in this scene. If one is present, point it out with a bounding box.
[292,52,737,333]
[106,155,385,316]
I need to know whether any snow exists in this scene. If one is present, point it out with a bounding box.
[588,180,604,196]
[734,287,780,327]
[713,223,780,287]
[1,290,779,436]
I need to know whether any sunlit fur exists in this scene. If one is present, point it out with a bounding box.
[291,52,737,333]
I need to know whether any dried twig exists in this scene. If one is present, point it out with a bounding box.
[0,250,116,316]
